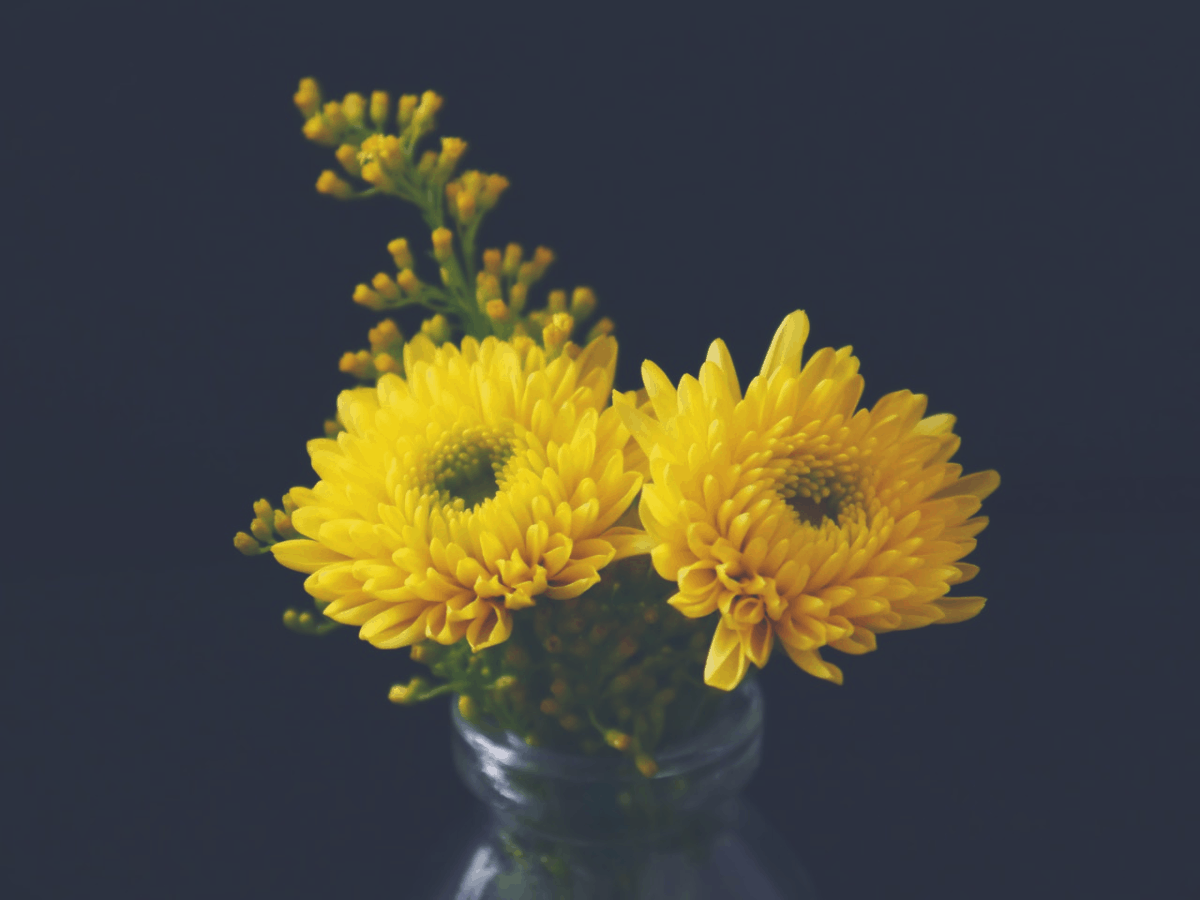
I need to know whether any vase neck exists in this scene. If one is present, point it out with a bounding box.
[449,676,764,845]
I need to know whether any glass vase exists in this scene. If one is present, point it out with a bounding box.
[430,673,820,899]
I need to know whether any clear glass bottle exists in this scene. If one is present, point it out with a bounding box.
[431,673,821,899]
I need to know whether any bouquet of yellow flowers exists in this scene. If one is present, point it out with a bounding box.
[237,77,998,797]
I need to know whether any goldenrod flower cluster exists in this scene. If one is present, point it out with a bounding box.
[237,79,999,777]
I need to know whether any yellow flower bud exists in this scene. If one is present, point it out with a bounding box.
[341,92,366,127]
[302,115,336,145]
[334,144,361,177]
[250,518,272,543]
[338,350,373,378]
[353,284,384,310]
[369,90,390,129]
[234,532,262,555]
[493,675,517,690]
[635,754,659,778]
[322,101,346,131]
[387,238,413,270]
[396,269,420,294]
[455,189,476,221]
[282,493,298,515]
[294,78,322,117]
[253,498,273,521]
[508,282,528,314]
[479,174,509,209]
[398,94,419,128]
[372,271,401,301]
[482,248,502,276]
[368,318,402,352]
[502,243,523,278]
[547,289,567,313]
[324,419,341,437]
[570,287,596,319]
[604,730,632,752]
[388,677,427,705]
[458,695,478,720]
[434,137,468,182]
[586,317,615,342]
[412,90,443,132]
[373,352,401,374]
[273,510,299,540]
[543,312,574,352]
[358,161,392,190]
[431,227,453,261]
[477,271,501,304]
[486,299,509,322]
[315,170,353,199]
[421,314,451,343]
[440,267,452,286]
[418,150,437,178]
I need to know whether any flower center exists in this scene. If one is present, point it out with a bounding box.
[422,427,514,510]
[778,454,865,527]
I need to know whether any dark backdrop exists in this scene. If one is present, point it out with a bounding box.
[4,4,1197,899]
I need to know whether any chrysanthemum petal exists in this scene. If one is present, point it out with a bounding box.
[271,539,349,573]
[759,310,809,379]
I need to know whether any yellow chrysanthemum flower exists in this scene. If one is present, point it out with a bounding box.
[272,334,651,651]
[616,311,999,691]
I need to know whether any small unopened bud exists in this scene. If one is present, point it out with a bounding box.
[604,730,632,752]
[250,518,272,543]
[508,282,528,313]
[482,248,502,276]
[388,677,427,705]
[294,78,321,118]
[335,145,361,177]
[458,694,478,721]
[353,284,384,310]
[398,94,419,128]
[455,190,476,221]
[316,170,353,198]
[434,137,468,182]
[396,269,420,294]
[479,174,509,208]
[410,643,432,663]
[547,289,567,313]
[372,272,401,301]
[253,498,273,521]
[484,299,509,323]
[234,532,262,555]
[570,287,596,319]
[387,238,413,270]
[431,227,453,261]
[586,317,615,342]
[369,91,390,129]
[373,352,401,374]
[539,698,559,715]
[368,318,402,352]
[341,92,366,127]
[302,115,335,145]
[635,754,659,778]
[502,243,523,278]
[421,315,451,343]
[273,510,299,539]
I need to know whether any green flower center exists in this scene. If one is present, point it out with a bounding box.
[423,427,514,509]
[778,454,866,526]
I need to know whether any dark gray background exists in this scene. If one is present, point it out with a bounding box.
[3,3,1196,898]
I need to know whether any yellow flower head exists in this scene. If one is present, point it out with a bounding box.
[617,311,999,691]
[272,333,651,652]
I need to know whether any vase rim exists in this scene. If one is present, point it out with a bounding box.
[449,672,763,781]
